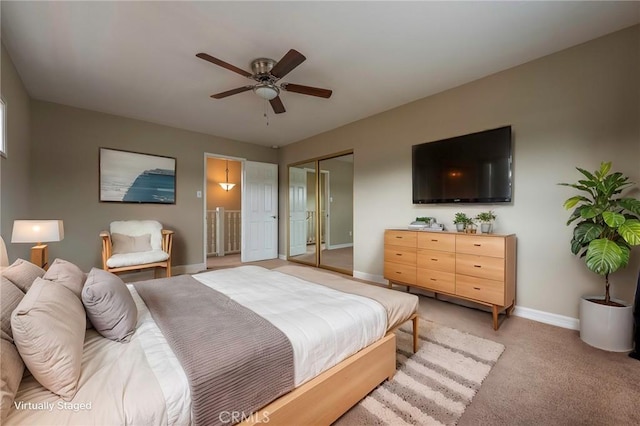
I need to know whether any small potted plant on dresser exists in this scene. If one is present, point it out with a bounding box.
[560,161,640,352]
[453,212,471,232]
[476,210,496,233]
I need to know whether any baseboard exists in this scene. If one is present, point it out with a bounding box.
[353,271,580,331]
[279,253,287,260]
[353,271,387,285]
[512,306,580,330]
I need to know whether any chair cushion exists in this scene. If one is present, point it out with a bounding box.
[111,233,152,255]
[82,268,137,342]
[11,277,85,401]
[2,258,45,293]
[105,250,169,268]
[110,220,163,251]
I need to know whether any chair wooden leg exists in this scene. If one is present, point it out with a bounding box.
[166,264,171,277]
[412,314,419,353]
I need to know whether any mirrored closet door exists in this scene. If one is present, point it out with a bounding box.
[287,152,353,274]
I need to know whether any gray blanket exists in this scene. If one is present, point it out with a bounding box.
[134,275,294,426]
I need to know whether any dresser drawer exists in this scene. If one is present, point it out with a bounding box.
[384,262,416,285]
[384,230,417,248]
[417,232,455,252]
[416,269,455,294]
[384,246,417,266]
[456,254,505,281]
[417,249,455,273]
[456,235,504,258]
[456,275,505,305]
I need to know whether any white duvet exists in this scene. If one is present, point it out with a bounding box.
[6,266,387,425]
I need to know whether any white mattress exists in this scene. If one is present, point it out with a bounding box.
[6,266,387,425]
[192,265,388,386]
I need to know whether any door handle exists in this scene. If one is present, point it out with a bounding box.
[271,216,277,219]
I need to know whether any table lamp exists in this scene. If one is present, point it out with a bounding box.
[11,220,64,269]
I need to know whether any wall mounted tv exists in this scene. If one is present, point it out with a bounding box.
[412,125,512,204]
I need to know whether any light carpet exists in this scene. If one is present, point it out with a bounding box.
[336,320,505,426]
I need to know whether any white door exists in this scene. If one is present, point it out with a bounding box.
[289,167,307,256]
[242,161,278,262]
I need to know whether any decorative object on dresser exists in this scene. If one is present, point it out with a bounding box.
[476,210,497,234]
[559,161,640,352]
[453,212,473,232]
[10,220,64,269]
[100,220,174,277]
[384,229,516,330]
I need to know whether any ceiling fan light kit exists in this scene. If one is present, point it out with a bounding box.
[197,49,332,114]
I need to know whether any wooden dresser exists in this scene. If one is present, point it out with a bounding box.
[384,229,516,330]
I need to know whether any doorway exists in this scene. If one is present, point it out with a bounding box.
[287,151,353,274]
[206,156,242,269]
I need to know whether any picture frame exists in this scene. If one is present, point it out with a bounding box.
[99,148,176,204]
[1,97,7,158]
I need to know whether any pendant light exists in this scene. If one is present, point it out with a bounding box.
[219,160,235,191]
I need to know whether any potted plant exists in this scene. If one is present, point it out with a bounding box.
[476,210,496,233]
[453,212,471,232]
[560,161,640,351]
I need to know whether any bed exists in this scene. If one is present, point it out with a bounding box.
[3,264,419,426]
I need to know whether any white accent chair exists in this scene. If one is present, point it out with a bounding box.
[0,235,9,267]
[100,220,174,277]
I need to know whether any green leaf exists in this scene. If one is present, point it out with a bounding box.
[578,179,597,188]
[617,243,631,269]
[563,196,589,210]
[618,219,640,246]
[602,211,625,228]
[585,239,624,275]
[580,205,604,219]
[576,167,596,182]
[574,222,603,244]
[599,161,612,177]
[570,238,584,255]
[618,198,640,217]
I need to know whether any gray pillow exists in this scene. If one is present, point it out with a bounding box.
[0,277,25,343]
[43,258,86,299]
[82,268,137,342]
[11,277,85,401]
[2,258,45,293]
[111,233,152,255]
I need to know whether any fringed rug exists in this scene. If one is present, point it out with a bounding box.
[335,320,505,426]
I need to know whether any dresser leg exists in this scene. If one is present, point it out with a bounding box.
[506,302,515,317]
[492,305,499,330]
[412,315,419,353]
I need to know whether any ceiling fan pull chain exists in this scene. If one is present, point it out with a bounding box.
[264,99,269,126]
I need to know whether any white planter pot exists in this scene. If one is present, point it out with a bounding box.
[480,223,493,233]
[580,296,633,352]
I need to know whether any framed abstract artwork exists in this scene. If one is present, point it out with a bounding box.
[99,148,176,204]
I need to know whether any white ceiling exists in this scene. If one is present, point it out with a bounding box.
[2,1,638,147]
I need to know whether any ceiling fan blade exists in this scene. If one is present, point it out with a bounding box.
[270,49,306,79]
[281,83,332,98]
[211,86,253,99]
[196,53,252,78]
[269,96,286,114]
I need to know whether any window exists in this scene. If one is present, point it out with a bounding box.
[0,98,6,157]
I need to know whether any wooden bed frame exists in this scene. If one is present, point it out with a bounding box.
[242,314,419,426]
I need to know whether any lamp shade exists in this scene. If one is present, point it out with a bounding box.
[219,182,236,191]
[11,220,64,243]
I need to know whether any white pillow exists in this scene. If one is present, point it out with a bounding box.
[110,220,163,250]
[11,277,86,401]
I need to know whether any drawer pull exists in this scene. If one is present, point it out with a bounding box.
[474,265,482,268]
[395,236,403,239]
[431,239,438,242]
[431,258,438,261]
[396,253,403,256]
[473,287,481,290]
[396,272,402,275]
[430,278,437,281]
[473,244,482,247]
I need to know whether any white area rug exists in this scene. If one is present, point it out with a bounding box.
[336,319,505,426]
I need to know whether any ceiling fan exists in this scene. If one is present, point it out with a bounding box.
[196,49,332,114]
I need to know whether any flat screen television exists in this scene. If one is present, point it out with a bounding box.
[412,126,512,204]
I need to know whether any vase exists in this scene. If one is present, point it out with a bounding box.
[481,223,493,233]
[455,223,465,232]
[580,296,633,352]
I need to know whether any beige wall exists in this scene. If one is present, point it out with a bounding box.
[28,101,277,271]
[0,44,32,262]
[279,25,640,319]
